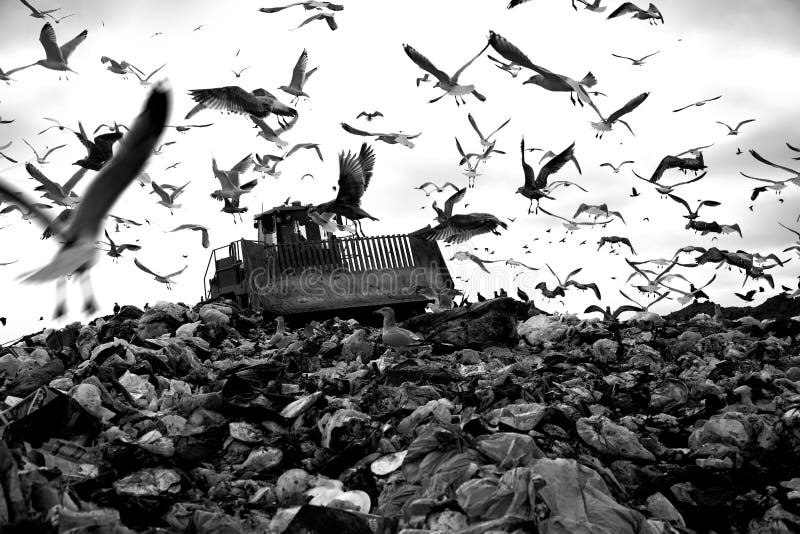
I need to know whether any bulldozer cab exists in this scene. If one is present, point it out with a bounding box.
[204,201,453,320]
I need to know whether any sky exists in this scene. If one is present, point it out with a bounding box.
[1,0,800,342]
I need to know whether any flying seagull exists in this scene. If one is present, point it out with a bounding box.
[517,139,583,213]
[278,49,317,103]
[151,180,190,213]
[25,162,87,207]
[73,123,124,171]
[23,139,66,164]
[467,113,510,149]
[0,142,17,163]
[607,2,664,24]
[129,62,166,87]
[403,41,490,105]
[211,154,257,206]
[413,212,507,244]
[133,258,187,290]
[672,94,722,113]
[716,119,756,136]
[590,92,649,138]
[98,229,141,260]
[8,23,88,78]
[600,160,634,173]
[292,12,338,31]
[251,114,299,148]
[168,224,210,248]
[185,86,297,125]
[611,50,660,65]
[357,111,384,121]
[341,122,421,148]
[258,2,344,13]
[0,85,169,317]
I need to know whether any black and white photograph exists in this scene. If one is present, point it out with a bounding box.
[0,0,799,532]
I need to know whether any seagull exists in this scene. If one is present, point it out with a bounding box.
[597,236,636,255]
[517,139,583,213]
[232,66,251,78]
[168,224,210,248]
[734,289,757,302]
[672,95,722,113]
[25,163,87,207]
[667,194,721,220]
[572,0,606,12]
[607,2,664,24]
[0,142,18,163]
[0,202,53,222]
[100,56,140,77]
[716,119,755,135]
[167,123,213,133]
[786,142,800,161]
[573,203,626,224]
[278,49,317,103]
[403,41,490,105]
[357,111,384,121]
[37,117,75,135]
[507,0,534,8]
[488,31,604,111]
[431,186,467,223]
[129,62,166,87]
[632,147,708,183]
[374,307,424,349]
[415,73,430,87]
[251,114,299,148]
[600,160,634,173]
[412,212,507,244]
[449,250,501,273]
[285,142,323,161]
[133,258,187,290]
[636,171,708,195]
[292,12,338,31]
[415,181,460,196]
[0,85,169,317]
[152,141,176,155]
[611,50,660,65]
[341,122,421,148]
[746,149,800,181]
[538,207,612,232]
[8,23,88,78]
[467,113,510,149]
[93,123,129,134]
[19,0,61,22]
[73,123,124,170]
[625,258,686,293]
[253,153,284,177]
[311,142,377,237]
[98,229,141,260]
[544,263,601,299]
[211,154,257,205]
[259,1,344,13]
[488,55,522,78]
[152,180,190,213]
[660,274,716,305]
[23,139,66,164]
[590,92,649,138]
[185,86,297,125]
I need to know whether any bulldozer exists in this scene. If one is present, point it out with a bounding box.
[204,201,454,320]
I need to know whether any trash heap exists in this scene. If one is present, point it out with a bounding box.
[1,297,800,533]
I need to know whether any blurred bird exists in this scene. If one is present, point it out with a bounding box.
[133,258,187,289]
[73,123,124,170]
[0,142,17,163]
[25,162,87,207]
[23,139,66,164]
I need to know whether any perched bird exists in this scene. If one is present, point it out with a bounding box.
[98,229,141,260]
[607,2,664,24]
[403,41,490,105]
[8,23,88,78]
[611,51,660,65]
[113,302,120,314]
[600,160,634,173]
[672,95,722,113]
[357,111,384,121]
[716,119,755,136]
[341,122,420,148]
[23,139,66,164]
[278,49,317,103]
[374,307,423,349]
[477,292,486,302]
[0,85,169,317]
[168,224,210,248]
[73,123,123,170]
[185,86,297,125]
[311,143,377,236]
[133,258,187,289]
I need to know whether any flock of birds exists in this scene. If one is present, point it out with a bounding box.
[0,0,798,324]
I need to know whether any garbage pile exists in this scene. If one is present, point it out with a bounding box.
[1,297,800,532]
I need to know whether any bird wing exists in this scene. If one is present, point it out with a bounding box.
[466,252,489,273]
[169,181,191,201]
[25,163,62,197]
[61,167,88,194]
[640,50,660,61]
[674,143,713,157]
[42,144,66,159]
[231,153,254,175]
[538,206,571,225]
[486,117,511,139]
[611,53,635,62]
[250,115,279,138]
[65,86,169,241]
[702,95,722,104]
[573,203,591,219]
[787,142,800,153]
[258,3,301,13]
[715,121,732,132]
[0,181,57,233]
[672,102,695,113]
[59,29,88,61]
[565,280,600,299]
[403,44,451,85]
[133,257,160,277]
[668,171,707,188]
[144,62,166,81]
[289,49,308,88]
[467,113,484,141]
[750,149,799,176]
[39,23,64,63]
[451,40,490,83]
[735,119,755,130]
[536,142,575,189]
[444,186,467,217]
[165,265,188,279]
[607,2,643,18]
[341,122,374,137]
[779,222,800,239]
[487,30,552,75]
[187,86,264,117]
[150,181,171,203]
[667,193,690,214]
[607,92,649,124]
[358,142,376,191]
[335,146,366,205]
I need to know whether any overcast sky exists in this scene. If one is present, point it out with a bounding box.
[1,0,799,342]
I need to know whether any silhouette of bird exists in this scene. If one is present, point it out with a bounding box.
[403,41,490,105]
[611,51,660,65]
[734,289,757,302]
[414,212,507,244]
[293,12,339,31]
[278,49,317,103]
[341,122,420,148]
[25,162,87,207]
[133,258,187,289]
[667,194,720,220]
[607,2,664,24]
[258,2,344,13]
[99,229,141,259]
[672,95,722,113]
[590,92,649,138]
[716,119,755,135]
[517,139,582,213]
[73,123,123,170]
[168,224,210,248]
[357,111,383,121]
[7,23,88,78]
[185,86,297,125]
[129,62,166,87]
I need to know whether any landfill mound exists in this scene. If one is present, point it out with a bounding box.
[1,298,800,533]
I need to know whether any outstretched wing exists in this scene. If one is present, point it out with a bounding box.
[536,142,576,189]
[358,142,376,191]
[335,146,366,205]
[451,40,491,83]
[188,86,274,118]
[341,122,374,137]
[488,30,552,75]
[165,265,189,279]
[750,149,800,176]
[289,49,308,88]
[444,187,467,217]
[607,92,649,124]
[59,28,88,61]
[403,44,451,85]
[133,257,160,277]
[607,2,643,18]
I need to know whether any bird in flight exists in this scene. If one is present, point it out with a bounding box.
[0,85,169,317]
[101,56,140,78]
[341,122,421,148]
[25,162,87,207]
[590,92,649,138]
[672,94,722,113]
[415,181,460,196]
[259,2,344,13]
[600,160,634,173]
[98,229,141,260]
[23,139,66,164]
[572,0,606,12]
[611,50,660,65]
[667,194,721,220]
[73,123,124,171]
[278,49,317,103]
[251,114,298,148]
[716,119,756,136]
[0,142,17,163]
[467,113,510,150]
[357,111,384,121]
[185,86,297,126]
[403,40,490,105]
[517,139,583,213]
[232,66,251,78]
[168,224,210,248]
[9,23,88,79]
[19,0,62,23]
[487,55,522,78]
[211,154,257,207]
[133,258,187,290]
[292,12,339,31]
[607,2,664,24]
[130,62,166,87]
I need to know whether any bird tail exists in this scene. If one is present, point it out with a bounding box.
[580,72,597,87]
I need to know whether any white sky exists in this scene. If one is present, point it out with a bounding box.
[1,0,800,342]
